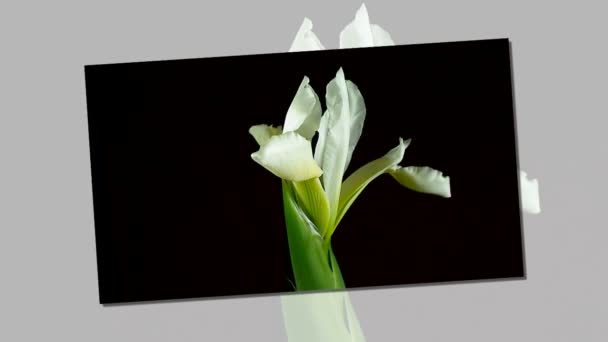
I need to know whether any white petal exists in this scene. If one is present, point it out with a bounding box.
[335,138,410,230]
[314,68,352,224]
[251,132,323,182]
[370,24,395,46]
[339,4,374,48]
[388,166,451,198]
[289,18,325,52]
[344,80,366,171]
[281,292,366,342]
[314,113,328,165]
[283,76,322,140]
[248,124,282,146]
[520,170,541,214]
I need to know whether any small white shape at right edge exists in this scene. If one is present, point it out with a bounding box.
[520,170,541,214]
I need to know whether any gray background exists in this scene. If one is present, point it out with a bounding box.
[1,0,606,340]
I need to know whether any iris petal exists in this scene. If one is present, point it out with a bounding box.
[335,138,410,232]
[289,18,325,52]
[339,4,395,48]
[388,166,451,198]
[251,132,323,182]
[249,124,282,146]
[315,68,352,226]
[283,76,322,140]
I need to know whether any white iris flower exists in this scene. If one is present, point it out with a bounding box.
[289,3,541,215]
[250,68,450,240]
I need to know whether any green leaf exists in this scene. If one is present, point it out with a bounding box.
[282,181,345,291]
[292,178,331,237]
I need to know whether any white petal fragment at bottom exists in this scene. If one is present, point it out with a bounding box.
[520,170,541,214]
[281,292,366,342]
[288,18,325,52]
[388,166,451,198]
[249,124,282,146]
[251,132,322,182]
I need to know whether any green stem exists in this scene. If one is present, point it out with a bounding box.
[282,181,345,291]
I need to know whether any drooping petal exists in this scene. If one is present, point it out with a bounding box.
[289,18,325,52]
[314,68,352,225]
[334,138,411,233]
[339,4,395,48]
[251,132,323,182]
[283,76,322,140]
[249,124,282,146]
[344,80,366,171]
[519,170,541,214]
[388,166,451,198]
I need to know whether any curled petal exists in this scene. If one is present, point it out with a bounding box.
[289,18,325,52]
[251,132,322,182]
[249,124,282,146]
[520,170,541,214]
[388,166,451,198]
[339,4,395,49]
[283,76,322,140]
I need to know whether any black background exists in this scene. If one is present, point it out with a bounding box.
[85,38,523,304]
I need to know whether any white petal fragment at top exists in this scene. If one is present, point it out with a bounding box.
[388,166,451,198]
[520,170,541,214]
[283,76,322,140]
[251,132,323,182]
[339,4,395,49]
[369,24,395,46]
[288,18,325,52]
